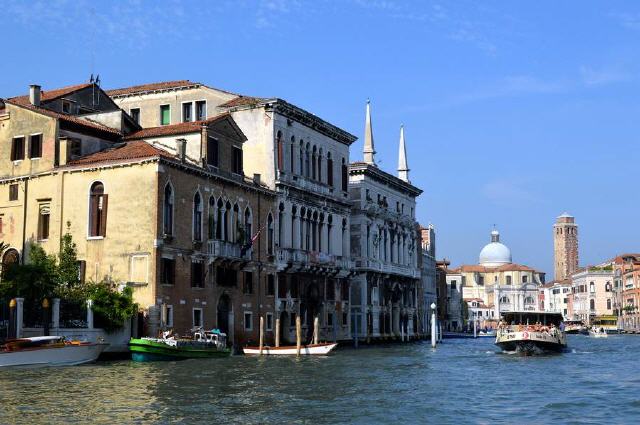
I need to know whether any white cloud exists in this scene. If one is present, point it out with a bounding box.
[579,66,631,86]
[481,179,540,207]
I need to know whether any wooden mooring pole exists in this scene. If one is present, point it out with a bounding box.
[275,318,280,348]
[313,316,319,345]
[259,316,264,355]
[296,315,302,356]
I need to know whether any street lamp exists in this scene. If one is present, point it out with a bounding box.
[430,302,436,348]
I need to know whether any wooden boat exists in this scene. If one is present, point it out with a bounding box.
[588,327,608,338]
[0,336,108,368]
[495,311,567,354]
[129,329,231,361]
[243,342,338,356]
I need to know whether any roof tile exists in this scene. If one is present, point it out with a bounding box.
[67,141,172,166]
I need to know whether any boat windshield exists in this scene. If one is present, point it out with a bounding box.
[500,312,564,326]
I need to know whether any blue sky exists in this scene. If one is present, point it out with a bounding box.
[2,0,639,276]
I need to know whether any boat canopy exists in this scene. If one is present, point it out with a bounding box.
[501,311,564,326]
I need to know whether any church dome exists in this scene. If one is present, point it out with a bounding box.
[479,229,512,267]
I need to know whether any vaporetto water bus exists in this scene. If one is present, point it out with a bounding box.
[495,311,567,354]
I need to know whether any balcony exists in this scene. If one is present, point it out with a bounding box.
[276,248,352,276]
[276,171,344,199]
[355,258,420,279]
[207,240,250,262]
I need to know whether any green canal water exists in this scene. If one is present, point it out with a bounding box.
[1,335,640,424]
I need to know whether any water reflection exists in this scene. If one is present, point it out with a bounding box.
[1,337,640,424]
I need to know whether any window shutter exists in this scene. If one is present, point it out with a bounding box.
[100,194,108,236]
[78,260,87,283]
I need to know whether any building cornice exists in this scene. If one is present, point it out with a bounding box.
[349,162,423,197]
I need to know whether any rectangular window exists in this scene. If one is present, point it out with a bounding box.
[11,137,25,161]
[232,147,243,174]
[62,101,71,113]
[207,137,219,167]
[9,184,18,201]
[130,108,140,124]
[38,205,50,241]
[196,101,206,121]
[266,312,273,331]
[327,312,334,327]
[243,271,253,294]
[182,102,193,123]
[29,134,42,159]
[244,311,253,331]
[451,280,457,290]
[160,258,176,285]
[70,139,82,158]
[191,261,204,288]
[342,312,348,326]
[266,274,275,296]
[160,105,171,126]
[193,308,203,328]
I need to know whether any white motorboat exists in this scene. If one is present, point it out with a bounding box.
[495,312,567,354]
[588,327,608,338]
[0,336,108,368]
[243,342,338,356]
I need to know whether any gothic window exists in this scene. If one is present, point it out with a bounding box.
[193,192,203,242]
[163,184,174,236]
[276,131,284,171]
[299,140,304,176]
[341,158,348,191]
[267,214,274,255]
[232,204,240,242]
[278,203,285,247]
[216,199,224,239]
[208,197,216,239]
[290,136,295,173]
[244,207,252,245]
[88,182,107,237]
[305,143,311,178]
[327,214,332,253]
[291,205,297,248]
[317,148,323,182]
[224,201,232,242]
[327,152,333,187]
[312,145,317,180]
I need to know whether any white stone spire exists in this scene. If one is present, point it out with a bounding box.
[398,124,410,182]
[363,99,376,165]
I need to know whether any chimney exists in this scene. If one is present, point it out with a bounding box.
[253,173,261,185]
[29,85,41,106]
[176,138,187,163]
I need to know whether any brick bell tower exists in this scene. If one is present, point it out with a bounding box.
[554,212,579,281]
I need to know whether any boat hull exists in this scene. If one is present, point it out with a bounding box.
[243,343,338,356]
[129,338,231,361]
[0,343,108,368]
[495,330,566,354]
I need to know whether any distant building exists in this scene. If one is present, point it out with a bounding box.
[554,212,579,281]
[420,225,437,333]
[540,280,571,319]
[444,269,464,331]
[570,265,615,325]
[611,254,640,330]
[450,229,545,325]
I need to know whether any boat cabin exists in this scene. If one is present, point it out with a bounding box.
[500,311,564,327]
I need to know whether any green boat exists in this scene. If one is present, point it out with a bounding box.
[129,329,231,361]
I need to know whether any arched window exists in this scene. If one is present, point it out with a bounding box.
[232,204,239,242]
[305,143,311,178]
[524,296,534,305]
[224,201,232,242]
[208,197,216,239]
[193,192,203,242]
[1,248,20,279]
[163,184,174,236]
[312,145,317,180]
[290,136,295,173]
[327,214,333,253]
[216,199,224,239]
[291,205,297,248]
[276,131,284,171]
[317,148,323,182]
[278,203,285,247]
[267,214,274,255]
[327,152,333,187]
[499,296,510,304]
[244,207,252,245]
[89,182,107,237]
[341,157,348,191]
[299,140,304,176]
[590,299,595,311]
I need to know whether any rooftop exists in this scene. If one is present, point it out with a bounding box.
[67,141,172,166]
